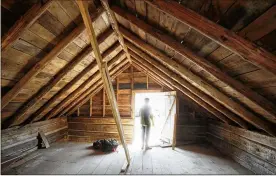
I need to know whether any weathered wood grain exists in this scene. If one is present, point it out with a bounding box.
[145,0,276,75]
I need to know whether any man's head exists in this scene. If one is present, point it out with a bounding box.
[144,98,149,104]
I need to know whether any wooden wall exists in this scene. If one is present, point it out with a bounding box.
[72,66,163,117]
[176,96,208,145]
[207,122,276,174]
[67,117,133,143]
[1,117,68,170]
[68,65,163,143]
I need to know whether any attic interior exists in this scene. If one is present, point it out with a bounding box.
[1,0,276,175]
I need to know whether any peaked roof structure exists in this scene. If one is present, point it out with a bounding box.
[1,0,276,137]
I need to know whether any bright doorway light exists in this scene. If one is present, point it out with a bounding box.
[132,92,168,150]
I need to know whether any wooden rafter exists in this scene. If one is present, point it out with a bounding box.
[42,50,126,121]
[132,61,226,124]
[121,26,276,136]
[66,62,131,116]
[1,8,105,109]
[132,62,172,90]
[77,0,130,164]
[5,29,114,127]
[100,0,132,63]
[131,52,244,128]
[61,58,129,117]
[1,0,52,51]
[145,0,276,75]
[28,32,119,123]
[112,5,276,123]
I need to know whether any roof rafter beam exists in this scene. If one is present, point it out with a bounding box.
[132,61,219,121]
[5,29,115,127]
[1,7,105,109]
[65,61,131,116]
[121,27,276,136]
[1,0,52,51]
[112,5,276,123]
[60,58,129,117]
[144,0,276,75]
[41,50,126,121]
[28,40,122,124]
[130,50,245,128]
[100,0,132,63]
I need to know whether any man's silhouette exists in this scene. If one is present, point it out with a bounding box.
[139,98,154,150]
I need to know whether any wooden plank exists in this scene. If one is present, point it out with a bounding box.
[132,59,232,125]
[6,45,92,127]
[89,97,93,117]
[51,58,128,119]
[113,6,276,122]
[29,61,97,123]
[65,61,130,116]
[238,5,276,41]
[145,1,276,75]
[122,27,276,136]
[130,42,249,128]
[172,94,179,150]
[77,1,131,164]
[1,24,85,110]
[103,88,106,117]
[38,129,50,148]
[101,0,132,63]
[1,7,105,110]
[1,0,52,51]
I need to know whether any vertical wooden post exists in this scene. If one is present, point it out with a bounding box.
[89,97,93,117]
[131,66,134,90]
[77,108,80,117]
[103,88,106,117]
[146,75,149,89]
[76,0,130,164]
[116,77,119,100]
[172,92,179,150]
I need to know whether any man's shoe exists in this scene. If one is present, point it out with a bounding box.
[145,146,152,150]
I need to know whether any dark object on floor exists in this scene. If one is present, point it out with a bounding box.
[93,139,119,153]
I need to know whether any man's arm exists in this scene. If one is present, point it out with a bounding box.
[150,108,154,126]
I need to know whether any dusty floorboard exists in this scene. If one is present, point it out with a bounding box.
[2,142,252,175]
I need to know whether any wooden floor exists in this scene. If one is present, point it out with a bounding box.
[2,142,253,175]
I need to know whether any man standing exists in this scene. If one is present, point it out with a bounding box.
[140,98,154,150]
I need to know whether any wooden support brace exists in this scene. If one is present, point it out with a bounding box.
[101,0,132,63]
[76,0,130,164]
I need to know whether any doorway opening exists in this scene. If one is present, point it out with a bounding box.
[132,91,176,149]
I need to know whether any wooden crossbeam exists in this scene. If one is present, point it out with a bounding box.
[145,0,276,75]
[132,61,225,123]
[29,34,119,123]
[112,5,276,123]
[1,0,52,51]
[100,0,132,63]
[131,54,239,127]
[5,29,114,127]
[42,51,126,121]
[121,27,276,136]
[77,0,130,164]
[62,59,129,117]
[62,58,129,116]
[1,9,105,109]
[65,62,131,116]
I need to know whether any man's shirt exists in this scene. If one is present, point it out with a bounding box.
[140,105,154,127]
